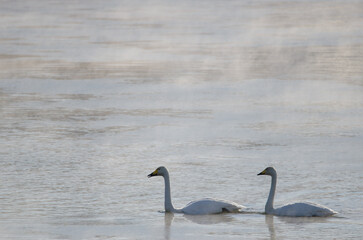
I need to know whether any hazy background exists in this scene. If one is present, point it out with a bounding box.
[0,0,362,239]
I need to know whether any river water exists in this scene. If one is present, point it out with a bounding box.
[0,0,362,239]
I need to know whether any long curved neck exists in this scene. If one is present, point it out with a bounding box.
[265,172,277,214]
[163,172,180,213]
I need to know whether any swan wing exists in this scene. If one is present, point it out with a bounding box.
[182,198,245,215]
[275,202,337,217]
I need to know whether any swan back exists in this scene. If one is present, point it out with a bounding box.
[274,202,337,217]
[182,198,245,215]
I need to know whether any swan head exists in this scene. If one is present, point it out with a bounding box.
[257,167,276,176]
[148,166,168,178]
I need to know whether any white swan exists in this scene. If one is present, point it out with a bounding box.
[148,166,245,215]
[258,167,337,217]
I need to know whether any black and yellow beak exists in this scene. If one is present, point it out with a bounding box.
[147,169,159,178]
[257,169,267,176]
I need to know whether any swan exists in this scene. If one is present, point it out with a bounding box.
[257,167,337,217]
[148,166,245,215]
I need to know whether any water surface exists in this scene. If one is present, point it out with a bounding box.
[0,0,362,239]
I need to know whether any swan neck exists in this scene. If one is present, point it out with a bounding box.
[163,172,177,213]
[266,172,277,214]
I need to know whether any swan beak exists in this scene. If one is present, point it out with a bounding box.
[257,169,266,175]
[147,169,158,178]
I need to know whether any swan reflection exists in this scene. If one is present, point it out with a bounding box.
[265,214,332,240]
[163,212,236,239]
[183,213,234,225]
[164,212,174,240]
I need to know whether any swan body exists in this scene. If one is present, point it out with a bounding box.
[182,198,243,215]
[271,202,336,217]
[148,166,245,215]
[258,167,337,217]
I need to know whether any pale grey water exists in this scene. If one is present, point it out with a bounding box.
[0,0,362,239]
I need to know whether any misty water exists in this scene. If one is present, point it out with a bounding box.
[0,0,362,239]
